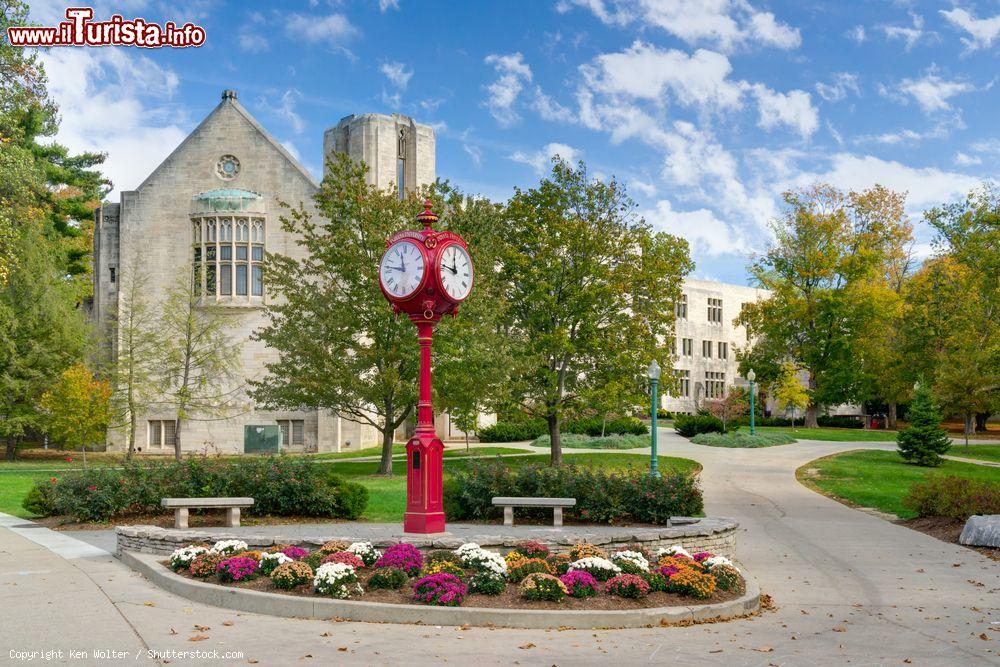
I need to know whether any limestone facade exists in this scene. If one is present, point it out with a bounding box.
[93,91,436,455]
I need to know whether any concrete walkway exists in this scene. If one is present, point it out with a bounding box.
[0,431,997,665]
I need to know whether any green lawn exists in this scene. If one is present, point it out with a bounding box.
[758,426,898,442]
[0,474,47,518]
[947,444,1000,463]
[798,449,1000,519]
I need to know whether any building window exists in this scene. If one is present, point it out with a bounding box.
[708,298,723,323]
[718,342,728,359]
[148,420,176,448]
[705,372,726,399]
[109,267,116,284]
[277,419,304,446]
[192,215,265,300]
[681,338,693,356]
[702,340,713,358]
[675,294,688,320]
[674,369,691,398]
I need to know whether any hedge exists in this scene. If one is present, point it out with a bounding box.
[445,459,702,525]
[673,414,726,437]
[25,457,368,523]
[903,476,1000,520]
[479,415,648,442]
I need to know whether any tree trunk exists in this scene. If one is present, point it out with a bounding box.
[81,444,88,470]
[964,412,973,447]
[975,412,990,433]
[547,411,562,466]
[887,402,898,431]
[4,435,16,461]
[601,414,607,437]
[125,409,136,461]
[804,404,819,429]
[377,423,394,475]
[174,418,183,461]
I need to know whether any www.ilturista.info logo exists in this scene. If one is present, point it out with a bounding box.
[6,7,206,48]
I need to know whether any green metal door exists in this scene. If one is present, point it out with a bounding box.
[244,425,281,454]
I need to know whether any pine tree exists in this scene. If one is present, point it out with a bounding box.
[896,381,951,467]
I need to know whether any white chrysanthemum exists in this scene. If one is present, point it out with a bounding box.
[567,556,621,576]
[211,539,249,555]
[454,543,507,576]
[656,545,692,559]
[169,545,208,569]
[261,552,292,566]
[313,562,359,599]
[704,555,738,572]
[346,541,382,565]
[611,550,650,572]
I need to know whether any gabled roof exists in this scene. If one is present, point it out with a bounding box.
[134,90,320,193]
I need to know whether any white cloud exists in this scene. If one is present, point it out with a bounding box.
[815,72,860,102]
[380,61,413,89]
[582,41,744,112]
[379,0,400,11]
[533,88,576,122]
[463,143,483,167]
[892,70,976,113]
[847,25,866,43]
[881,12,931,51]
[238,11,268,52]
[509,142,580,173]
[281,140,301,160]
[561,0,799,51]
[750,85,819,137]
[483,53,533,126]
[285,13,357,44]
[940,7,1000,51]
[954,152,982,167]
[630,179,657,197]
[39,48,186,200]
[258,89,305,134]
[643,199,746,256]
[855,122,952,146]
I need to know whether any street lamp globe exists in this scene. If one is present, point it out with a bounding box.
[647,359,661,380]
[747,368,756,382]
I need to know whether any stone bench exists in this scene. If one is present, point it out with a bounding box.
[492,497,576,527]
[161,498,254,529]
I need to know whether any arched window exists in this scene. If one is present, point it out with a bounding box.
[191,190,264,301]
[221,220,232,242]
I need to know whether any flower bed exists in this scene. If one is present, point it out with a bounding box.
[162,539,746,612]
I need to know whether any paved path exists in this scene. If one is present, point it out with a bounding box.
[0,432,997,665]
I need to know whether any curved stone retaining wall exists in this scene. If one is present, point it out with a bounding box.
[116,517,738,558]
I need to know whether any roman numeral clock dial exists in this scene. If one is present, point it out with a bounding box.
[379,240,426,299]
[438,244,473,301]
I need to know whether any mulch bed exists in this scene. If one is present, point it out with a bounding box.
[170,562,745,611]
[898,516,998,562]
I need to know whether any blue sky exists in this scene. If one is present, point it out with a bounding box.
[28,0,1000,284]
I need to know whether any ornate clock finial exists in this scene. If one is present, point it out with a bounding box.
[416,200,438,230]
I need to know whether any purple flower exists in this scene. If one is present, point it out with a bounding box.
[216,556,259,582]
[281,546,308,560]
[375,543,424,575]
[559,570,599,598]
[657,565,679,578]
[412,573,466,606]
[692,552,712,562]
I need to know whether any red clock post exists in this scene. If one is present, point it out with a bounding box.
[378,201,474,533]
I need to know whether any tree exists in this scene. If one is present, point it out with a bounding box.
[498,159,692,465]
[103,256,162,459]
[773,362,810,428]
[738,184,913,427]
[0,223,86,460]
[896,380,951,466]
[159,264,242,460]
[39,363,110,466]
[705,387,749,432]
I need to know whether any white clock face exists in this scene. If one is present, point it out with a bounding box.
[380,240,426,299]
[438,244,473,301]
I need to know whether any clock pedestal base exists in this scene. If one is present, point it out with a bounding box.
[403,433,445,534]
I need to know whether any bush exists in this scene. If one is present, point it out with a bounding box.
[421,560,466,579]
[33,457,369,523]
[903,476,1000,520]
[313,562,362,599]
[610,550,649,574]
[817,415,863,429]
[643,571,670,592]
[259,552,292,576]
[564,415,648,436]
[568,556,620,581]
[668,568,716,599]
[520,573,567,601]
[216,556,259,583]
[568,544,607,560]
[559,570,598,598]
[412,573,466,606]
[445,460,702,525]
[468,571,506,596]
[547,553,572,575]
[656,409,673,420]
[711,564,741,592]
[478,419,547,442]
[374,543,423,576]
[271,561,313,589]
[367,567,409,590]
[22,482,56,517]
[690,431,797,448]
[513,540,550,559]
[322,552,365,569]
[605,574,650,598]
[673,414,725,437]
[189,552,224,578]
[508,558,552,582]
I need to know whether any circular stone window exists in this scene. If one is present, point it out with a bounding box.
[215,155,241,180]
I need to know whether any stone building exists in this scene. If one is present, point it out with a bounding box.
[93,90,436,454]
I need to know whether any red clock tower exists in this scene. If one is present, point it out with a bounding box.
[378,201,474,533]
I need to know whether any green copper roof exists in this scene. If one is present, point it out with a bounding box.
[192,189,263,213]
[195,188,261,200]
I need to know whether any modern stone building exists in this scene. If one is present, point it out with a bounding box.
[93,90,436,454]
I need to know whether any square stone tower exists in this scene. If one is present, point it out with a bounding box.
[323,113,436,194]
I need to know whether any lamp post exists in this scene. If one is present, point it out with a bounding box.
[747,369,756,436]
[648,360,661,479]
